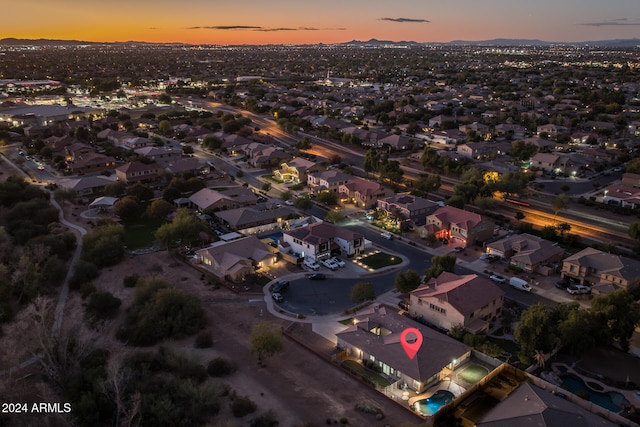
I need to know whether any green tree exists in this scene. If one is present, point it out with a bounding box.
[316,190,338,206]
[154,208,209,250]
[424,254,456,280]
[82,224,125,268]
[295,136,312,150]
[551,193,570,222]
[556,222,571,236]
[363,149,379,174]
[113,196,142,222]
[146,199,173,220]
[514,303,558,364]
[261,182,271,192]
[325,210,345,224]
[293,197,313,210]
[85,291,122,323]
[350,281,376,303]
[104,181,126,197]
[159,119,172,135]
[126,183,154,202]
[509,140,538,161]
[414,174,441,198]
[394,270,422,293]
[540,225,558,241]
[628,222,640,242]
[250,321,283,363]
[558,306,597,355]
[590,289,640,351]
[158,93,172,105]
[119,277,206,346]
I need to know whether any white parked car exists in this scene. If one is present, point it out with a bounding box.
[285,199,294,206]
[380,231,393,240]
[321,259,339,270]
[330,257,346,268]
[490,274,507,284]
[304,259,321,270]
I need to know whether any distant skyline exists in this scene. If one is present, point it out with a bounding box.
[4,0,640,45]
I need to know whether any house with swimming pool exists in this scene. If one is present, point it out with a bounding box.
[336,306,471,394]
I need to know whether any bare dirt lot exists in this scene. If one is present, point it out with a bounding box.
[89,251,423,426]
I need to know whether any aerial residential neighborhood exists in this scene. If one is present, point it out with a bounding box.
[0,30,640,427]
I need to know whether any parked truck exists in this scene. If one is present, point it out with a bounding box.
[509,277,532,292]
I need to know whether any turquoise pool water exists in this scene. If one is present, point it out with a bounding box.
[560,374,629,413]
[414,390,455,416]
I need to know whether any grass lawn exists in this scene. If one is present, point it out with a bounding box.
[124,217,165,249]
[342,360,392,388]
[457,364,490,384]
[358,252,402,270]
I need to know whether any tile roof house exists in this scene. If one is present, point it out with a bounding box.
[214,205,296,230]
[68,152,117,175]
[409,272,505,334]
[307,169,353,193]
[486,233,564,274]
[456,142,498,160]
[336,306,471,393]
[377,194,438,226]
[339,178,394,209]
[196,236,278,281]
[561,247,640,291]
[274,157,321,184]
[134,146,182,165]
[280,221,364,262]
[475,382,619,427]
[188,187,257,213]
[377,134,419,151]
[58,175,117,196]
[115,161,162,184]
[603,183,640,209]
[422,206,494,247]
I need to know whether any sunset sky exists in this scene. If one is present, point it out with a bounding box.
[3,0,640,44]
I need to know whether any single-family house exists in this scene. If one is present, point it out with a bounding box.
[486,233,564,274]
[58,175,117,196]
[336,306,471,394]
[197,236,278,281]
[409,272,505,334]
[189,187,257,213]
[214,205,296,231]
[274,157,320,184]
[68,152,117,175]
[377,194,438,226]
[307,169,352,193]
[280,221,364,262]
[422,206,494,247]
[561,247,640,291]
[339,178,394,209]
[456,142,497,160]
[134,146,182,165]
[536,124,569,138]
[115,161,162,184]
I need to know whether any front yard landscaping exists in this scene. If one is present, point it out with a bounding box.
[357,252,402,270]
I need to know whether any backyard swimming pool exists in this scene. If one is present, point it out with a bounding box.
[560,373,630,413]
[413,390,455,416]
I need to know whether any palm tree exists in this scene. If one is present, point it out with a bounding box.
[534,349,546,369]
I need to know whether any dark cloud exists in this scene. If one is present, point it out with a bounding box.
[378,17,430,23]
[579,19,640,27]
[186,25,263,30]
[187,25,345,32]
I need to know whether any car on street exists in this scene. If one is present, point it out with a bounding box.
[308,273,326,280]
[567,284,591,295]
[453,246,464,253]
[329,257,346,268]
[285,199,294,206]
[380,231,393,240]
[271,292,283,302]
[273,280,290,293]
[490,274,507,283]
[321,259,339,270]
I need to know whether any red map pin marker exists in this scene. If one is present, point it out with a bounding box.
[400,327,423,360]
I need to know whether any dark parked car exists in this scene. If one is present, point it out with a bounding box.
[273,280,290,293]
[398,301,409,311]
[555,281,568,290]
[308,273,326,280]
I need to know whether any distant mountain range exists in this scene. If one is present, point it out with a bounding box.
[2,37,640,48]
[343,38,640,48]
